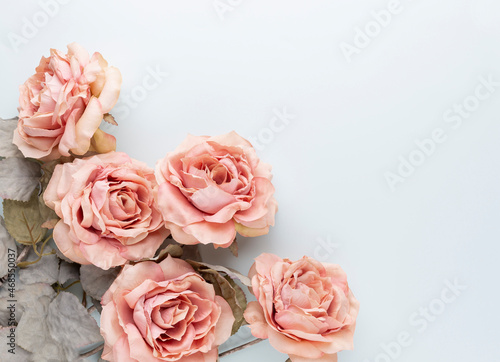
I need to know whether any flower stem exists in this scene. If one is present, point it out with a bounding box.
[79,343,104,358]
[219,338,264,358]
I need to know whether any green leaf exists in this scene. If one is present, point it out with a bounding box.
[0,216,16,278]
[3,190,47,245]
[187,260,248,335]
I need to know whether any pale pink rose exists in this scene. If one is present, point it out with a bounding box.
[155,131,278,248]
[100,255,235,362]
[43,152,169,269]
[244,253,359,362]
[13,42,122,160]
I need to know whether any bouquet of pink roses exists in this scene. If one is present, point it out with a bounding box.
[0,43,358,362]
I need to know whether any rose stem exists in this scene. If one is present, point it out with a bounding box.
[218,338,264,358]
[16,245,31,264]
[79,343,104,358]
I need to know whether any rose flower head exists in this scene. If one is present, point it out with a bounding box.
[244,253,359,362]
[43,152,169,269]
[100,256,235,361]
[155,131,278,248]
[14,42,122,160]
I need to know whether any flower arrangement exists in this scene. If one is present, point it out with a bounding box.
[0,43,358,362]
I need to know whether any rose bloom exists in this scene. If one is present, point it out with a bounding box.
[100,255,235,362]
[244,253,359,362]
[43,152,169,269]
[155,131,277,248]
[13,42,122,160]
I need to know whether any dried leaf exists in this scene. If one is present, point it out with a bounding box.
[181,244,202,262]
[187,260,248,335]
[0,327,32,360]
[0,117,22,158]
[80,264,120,300]
[55,247,74,264]
[0,282,56,326]
[3,191,47,245]
[190,261,251,287]
[153,243,183,261]
[103,113,118,126]
[228,240,238,257]
[18,247,59,285]
[91,298,103,314]
[135,240,186,263]
[17,293,66,361]
[0,157,41,202]
[47,292,103,357]
[224,275,248,334]
[58,260,80,285]
[0,216,16,278]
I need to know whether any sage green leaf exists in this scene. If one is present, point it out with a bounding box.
[0,117,21,158]
[0,157,41,202]
[0,216,16,278]
[3,190,47,245]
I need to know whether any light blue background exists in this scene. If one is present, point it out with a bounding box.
[1,1,500,361]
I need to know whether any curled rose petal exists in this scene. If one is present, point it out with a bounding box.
[43,152,170,269]
[155,131,277,247]
[100,256,235,361]
[244,253,359,361]
[13,43,122,160]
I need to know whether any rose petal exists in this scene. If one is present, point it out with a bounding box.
[182,220,236,246]
[53,221,90,265]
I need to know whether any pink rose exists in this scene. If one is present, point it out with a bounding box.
[100,255,235,361]
[43,152,169,269]
[14,42,122,160]
[244,253,359,362]
[155,131,278,248]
